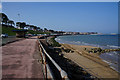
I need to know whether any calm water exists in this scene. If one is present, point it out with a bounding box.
[56,35,120,73]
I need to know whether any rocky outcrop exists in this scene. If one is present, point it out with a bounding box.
[86,48,120,53]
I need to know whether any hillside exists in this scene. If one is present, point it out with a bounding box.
[2,26,19,36]
[2,26,50,36]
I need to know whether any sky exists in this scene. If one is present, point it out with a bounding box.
[2,2,119,34]
[1,0,120,2]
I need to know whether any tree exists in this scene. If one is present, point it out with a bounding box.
[37,27,40,31]
[40,29,43,32]
[33,26,37,31]
[29,25,34,30]
[16,22,26,29]
[49,29,55,33]
[0,13,9,25]
[25,24,30,30]
[44,28,48,32]
[20,22,26,29]
[16,22,20,28]
[7,20,15,27]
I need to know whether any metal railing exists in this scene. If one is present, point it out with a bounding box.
[38,39,69,80]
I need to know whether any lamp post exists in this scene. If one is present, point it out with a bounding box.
[18,13,20,21]
[17,13,20,29]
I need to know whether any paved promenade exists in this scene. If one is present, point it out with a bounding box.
[2,37,44,79]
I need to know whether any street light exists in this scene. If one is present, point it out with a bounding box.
[18,13,20,21]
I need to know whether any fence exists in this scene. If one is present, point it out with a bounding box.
[38,39,69,80]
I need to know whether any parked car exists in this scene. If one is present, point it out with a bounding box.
[27,34,32,37]
[32,34,37,36]
[1,34,8,38]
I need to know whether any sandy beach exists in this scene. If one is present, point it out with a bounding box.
[60,43,119,79]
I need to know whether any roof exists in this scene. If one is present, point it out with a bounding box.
[12,30,28,32]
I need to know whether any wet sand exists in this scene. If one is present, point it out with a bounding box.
[61,43,119,79]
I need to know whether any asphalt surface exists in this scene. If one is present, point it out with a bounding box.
[2,37,44,79]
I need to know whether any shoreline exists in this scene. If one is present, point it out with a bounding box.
[59,43,119,78]
[55,35,120,49]
[61,43,120,72]
[55,35,120,71]
[46,35,119,79]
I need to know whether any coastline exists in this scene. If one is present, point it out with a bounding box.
[55,35,120,71]
[59,43,119,78]
[47,35,119,79]
[55,34,120,49]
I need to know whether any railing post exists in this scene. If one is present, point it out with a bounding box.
[38,39,69,80]
[60,70,69,80]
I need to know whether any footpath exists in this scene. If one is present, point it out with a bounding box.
[2,37,44,79]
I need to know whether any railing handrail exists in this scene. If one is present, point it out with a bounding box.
[38,39,69,80]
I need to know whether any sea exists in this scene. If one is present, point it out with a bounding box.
[55,34,120,73]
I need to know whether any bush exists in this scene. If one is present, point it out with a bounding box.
[50,37,61,47]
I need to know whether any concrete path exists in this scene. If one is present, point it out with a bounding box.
[64,52,118,78]
[2,37,44,79]
[62,44,119,79]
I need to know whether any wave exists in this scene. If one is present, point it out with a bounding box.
[110,66,119,73]
[57,39,119,50]
[107,53,113,56]
[56,36,120,73]
[102,60,111,64]
[69,41,120,50]
[55,38,61,41]
[56,38,119,49]
[107,45,120,48]
[102,59,120,73]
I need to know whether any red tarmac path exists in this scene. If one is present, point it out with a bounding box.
[2,37,44,79]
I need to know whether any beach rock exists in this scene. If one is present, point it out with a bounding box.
[87,47,102,53]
